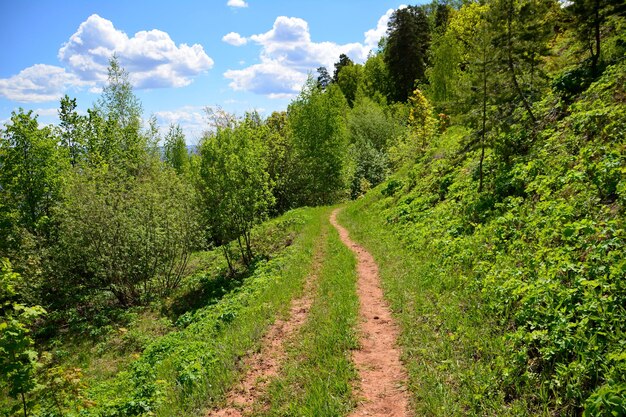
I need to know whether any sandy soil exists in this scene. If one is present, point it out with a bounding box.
[330,208,410,417]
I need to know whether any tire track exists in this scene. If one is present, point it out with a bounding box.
[206,224,326,417]
[330,208,410,417]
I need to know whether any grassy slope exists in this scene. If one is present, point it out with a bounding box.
[339,61,626,416]
[15,207,329,417]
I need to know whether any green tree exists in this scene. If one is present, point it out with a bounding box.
[287,80,349,206]
[93,56,145,165]
[346,96,399,197]
[361,53,392,104]
[332,53,354,83]
[316,66,332,90]
[197,115,274,272]
[54,161,198,306]
[163,124,190,175]
[263,111,295,214]
[57,95,86,167]
[0,110,63,238]
[337,63,363,107]
[384,6,431,102]
[0,258,45,417]
[490,0,556,125]
[567,0,626,75]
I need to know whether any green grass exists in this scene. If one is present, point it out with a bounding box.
[338,193,526,416]
[10,207,329,417]
[258,214,360,417]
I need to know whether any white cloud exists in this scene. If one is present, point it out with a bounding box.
[223,9,396,98]
[222,32,248,46]
[33,107,62,117]
[154,106,207,143]
[364,7,399,49]
[227,0,248,7]
[58,14,214,89]
[225,59,307,97]
[0,64,89,102]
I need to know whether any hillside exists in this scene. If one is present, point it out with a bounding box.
[340,60,626,416]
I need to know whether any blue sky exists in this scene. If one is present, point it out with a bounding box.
[0,0,411,144]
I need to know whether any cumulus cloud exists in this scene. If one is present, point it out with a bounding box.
[0,64,88,102]
[225,59,307,96]
[224,10,396,98]
[1,14,214,103]
[58,14,214,89]
[227,0,248,7]
[222,32,248,46]
[364,7,402,49]
[154,106,207,142]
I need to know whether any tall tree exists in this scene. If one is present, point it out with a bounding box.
[197,115,274,272]
[384,6,431,102]
[57,95,86,167]
[333,53,354,83]
[567,0,626,75]
[93,56,145,164]
[163,124,190,175]
[490,0,556,125]
[0,110,63,237]
[337,63,363,107]
[288,79,349,206]
[316,66,332,90]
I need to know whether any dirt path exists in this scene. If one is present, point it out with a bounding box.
[330,208,410,417]
[206,227,326,417]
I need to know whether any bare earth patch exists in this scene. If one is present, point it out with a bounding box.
[206,226,326,417]
[330,208,410,417]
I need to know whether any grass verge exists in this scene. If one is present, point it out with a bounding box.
[338,194,522,416]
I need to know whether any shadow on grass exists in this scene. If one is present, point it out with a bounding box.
[165,255,270,321]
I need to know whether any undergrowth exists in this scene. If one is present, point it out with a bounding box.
[340,60,626,416]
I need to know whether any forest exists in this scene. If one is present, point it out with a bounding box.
[1,0,625,415]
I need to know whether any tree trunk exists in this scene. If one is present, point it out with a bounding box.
[21,392,27,417]
[506,0,536,124]
[479,52,487,193]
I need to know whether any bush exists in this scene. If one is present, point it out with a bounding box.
[53,160,199,306]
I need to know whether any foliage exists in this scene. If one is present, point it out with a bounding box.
[341,59,626,415]
[54,160,199,306]
[384,5,431,102]
[287,80,350,206]
[197,114,274,270]
[0,110,64,239]
[163,124,190,176]
[0,259,45,415]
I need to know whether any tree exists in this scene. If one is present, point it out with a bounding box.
[287,80,349,206]
[384,6,431,102]
[93,56,145,164]
[54,161,198,306]
[0,258,45,417]
[57,95,86,167]
[263,111,295,214]
[0,110,63,238]
[361,53,392,104]
[332,53,354,83]
[197,115,274,273]
[163,124,190,175]
[490,0,556,125]
[346,96,400,197]
[567,0,626,75]
[337,63,363,107]
[316,66,332,90]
